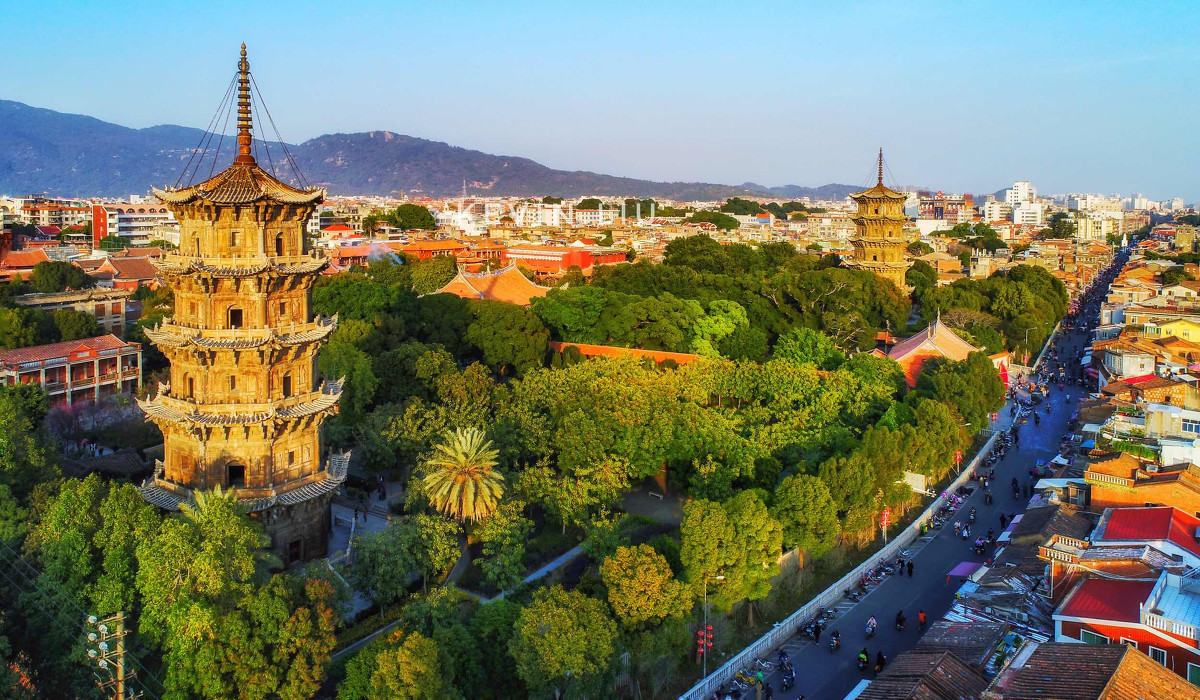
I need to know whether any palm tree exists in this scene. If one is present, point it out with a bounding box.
[423,427,504,522]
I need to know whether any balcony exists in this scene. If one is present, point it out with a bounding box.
[71,375,95,387]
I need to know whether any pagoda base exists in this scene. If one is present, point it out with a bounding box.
[257,490,334,566]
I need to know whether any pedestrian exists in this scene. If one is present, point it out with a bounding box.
[1000,513,1007,527]
[907,559,914,577]
[814,624,821,644]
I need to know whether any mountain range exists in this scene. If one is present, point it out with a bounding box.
[0,99,864,201]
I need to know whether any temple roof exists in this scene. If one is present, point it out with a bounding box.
[153,163,324,206]
[888,315,981,362]
[152,45,323,208]
[432,264,550,306]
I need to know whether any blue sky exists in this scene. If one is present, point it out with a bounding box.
[4,0,1199,200]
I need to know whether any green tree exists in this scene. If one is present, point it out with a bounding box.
[509,586,618,697]
[1041,212,1077,239]
[52,308,101,341]
[576,198,603,211]
[600,544,691,630]
[350,525,414,609]
[402,514,461,592]
[319,339,378,421]
[477,501,532,591]
[542,196,563,205]
[423,427,504,522]
[465,300,549,375]
[470,599,527,698]
[29,260,94,292]
[389,203,438,231]
[719,197,764,215]
[410,255,459,294]
[906,259,938,296]
[773,327,845,369]
[770,474,840,558]
[1163,267,1190,286]
[0,385,58,499]
[906,241,933,256]
[340,628,454,700]
[684,210,740,230]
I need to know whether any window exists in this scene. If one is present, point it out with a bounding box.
[288,451,295,466]
[1188,662,1200,687]
[1184,419,1200,434]
[230,230,241,247]
[282,372,293,399]
[186,375,195,398]
[288,539,302,564]
[228,307,243,329]
[1148,645,1167,666]
[226,463,246,489]
[189,301,197,316]
[228,375,236,391]
[1080,629,1109,644]
[1119,637,1137,649]
[279,301,289,318]
[275,233,285,256]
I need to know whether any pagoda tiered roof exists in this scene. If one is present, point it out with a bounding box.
[142,314,337,351]
[137,379,343,428]
[153,162,324,207]
[139,451,350,512]
[152,254,328,278]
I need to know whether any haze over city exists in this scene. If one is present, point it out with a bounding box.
[2,0,1198,199]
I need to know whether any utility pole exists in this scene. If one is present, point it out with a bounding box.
[86,611,139,700]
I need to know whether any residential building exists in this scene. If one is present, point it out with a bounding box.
[90,201,179,248]
[918,191,974,223]
[1013,201,1047,227]
[501,244,625,277]
[985,641,1199,699]
[859,649,988,700]
[1054,571,1200,685]
[0,334,141,407]
[1005,180,1037,206]
[983,199,1013,223]
[10,288,132,336]
[1085,452,1200,512]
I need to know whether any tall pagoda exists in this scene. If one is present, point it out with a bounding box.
[138,45,346,565]
[846,149,911,290]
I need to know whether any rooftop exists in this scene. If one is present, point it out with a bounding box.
[0,334,138,367]
[994,641,1199,699]
[1095,507,1200,561]
[1057,578,1156,624]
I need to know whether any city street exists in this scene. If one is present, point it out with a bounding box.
[749,327,1093,700]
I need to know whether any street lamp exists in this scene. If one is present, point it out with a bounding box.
[701,574,725,678]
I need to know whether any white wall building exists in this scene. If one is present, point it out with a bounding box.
[1005,180,1037,206]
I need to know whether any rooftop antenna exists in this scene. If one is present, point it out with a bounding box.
[877,147,884,186]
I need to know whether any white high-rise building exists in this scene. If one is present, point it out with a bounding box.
[1005,180,1037,206]
[1012,201,1046,226]
[983,200,1012,223]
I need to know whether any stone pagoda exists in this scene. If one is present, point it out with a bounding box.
[138,45,346,565]
[846,149,911,290]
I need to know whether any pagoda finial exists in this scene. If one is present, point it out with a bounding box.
[877,147,884,186]
[235,43,255,165]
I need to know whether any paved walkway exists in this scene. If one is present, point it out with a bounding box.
[750,328,1090,700]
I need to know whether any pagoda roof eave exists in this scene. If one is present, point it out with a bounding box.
[152,163,324,207]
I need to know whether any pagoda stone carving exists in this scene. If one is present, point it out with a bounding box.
[846,149,911,290]
[138,45,346,565]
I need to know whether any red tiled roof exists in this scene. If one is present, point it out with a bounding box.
[1057,578,1155,623]
[434,265,549,306]
[0,249,52,269]
[321,223,354,232]
[0,334,137,367]
[107,257,158,281]
[1099,506,1200,560]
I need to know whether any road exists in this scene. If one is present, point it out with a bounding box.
[746,327,1095,700]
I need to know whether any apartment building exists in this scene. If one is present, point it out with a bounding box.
[91,201,179,247]
[0,334,142,407]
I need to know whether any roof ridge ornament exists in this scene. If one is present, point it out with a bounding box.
[235,43,255,165]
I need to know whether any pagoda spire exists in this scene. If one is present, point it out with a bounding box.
[877,147,884,186]
[235,43,255,165]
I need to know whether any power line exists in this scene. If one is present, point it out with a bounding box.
[0,544,164,699]
[249,72,310,189]
[177,74,236,188]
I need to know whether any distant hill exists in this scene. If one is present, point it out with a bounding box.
[740,182,862,201]
[0,98,879,201]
